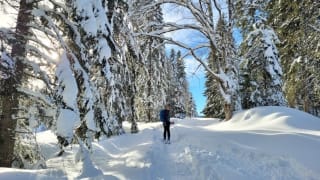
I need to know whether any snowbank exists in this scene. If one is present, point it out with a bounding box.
[207,106,320,135]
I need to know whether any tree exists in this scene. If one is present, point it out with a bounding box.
[0,0,32,167]
[129,0,168,122]
[171,50,186,116]
[53,0,123,151]
[166,49,178,110]
[267,0,320,115]
[234,0,269,36]
[107,0,140,133]
[203,15,240,118]
[239,20,287,108]
[203,52,224,118]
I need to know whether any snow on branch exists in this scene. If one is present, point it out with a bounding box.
[17,87,54,107]
[136,32,223,84]
[0,28,15,42]
[142,0,214,29]
[26,45,57,64]
[148,22,207,36]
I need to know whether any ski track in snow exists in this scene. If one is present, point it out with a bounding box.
[117,120,319,180]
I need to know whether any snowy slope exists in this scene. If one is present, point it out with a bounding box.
[1,106,320,180]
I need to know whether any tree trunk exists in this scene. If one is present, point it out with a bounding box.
[0,91,18,167]
[303,97,309,113]
[130,68,139,133]
[147,41,153,122]
[224,103,232,121]
[0,0,32,167]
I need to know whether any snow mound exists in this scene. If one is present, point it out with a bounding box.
[210,106,320,135]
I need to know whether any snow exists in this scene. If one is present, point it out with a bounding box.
[1,106,320,179]
[98,38,112,63]
[55,52,78,110]
[74,0,110,40]
[55,52,80,140]
[56,109,80,142]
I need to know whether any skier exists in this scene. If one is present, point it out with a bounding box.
[160,104,171,144]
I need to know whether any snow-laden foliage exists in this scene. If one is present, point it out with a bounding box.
[128,0,168,122]
[51,0,124,150]
[240,21,287,108]
[55,52,80,144]
[0,51,14,80]
[234,0,269,36]
[267,0,320,115]
[203,16,241,118]
[203,52,225,118]
[166,49,196,118]
[108,0,140,133]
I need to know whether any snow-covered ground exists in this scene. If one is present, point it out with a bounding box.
[1,106,320,180]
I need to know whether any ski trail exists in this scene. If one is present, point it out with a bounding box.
[145,121,319,180]
[146,127,173,179]
[145,124,204,180]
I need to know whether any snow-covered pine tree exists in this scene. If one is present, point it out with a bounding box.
[203,52,224,118]
[165,49,196,118]
[0,49,15,167]
[55,0,123,148]
[239,20,287,108]
[166,49,178,113]
[186,96,197,118]
[174,51,187,115]
[203,14,241,118]
[267,0,320,115]
[234,0,269,36]
[175,51,197,118]
[167,50,185,117]
[108,0,139,133]
[0,0,71,168]
[129,0,168,122]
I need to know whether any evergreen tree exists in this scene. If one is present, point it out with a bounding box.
[239,20,287,108]
[0,0,33,167]
[129,0,168,122]
[267,0,320,115]
[53,0,123,150]
[166,49,196,118]
[108,0,140,133]
[234,0,269,37]
[173,51,187,116]
[203,52,224,118]
[166,49,178,114]
[187,96,198,117]
[203,16,240,118]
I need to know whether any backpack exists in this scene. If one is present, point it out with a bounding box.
[159,109,166,122]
